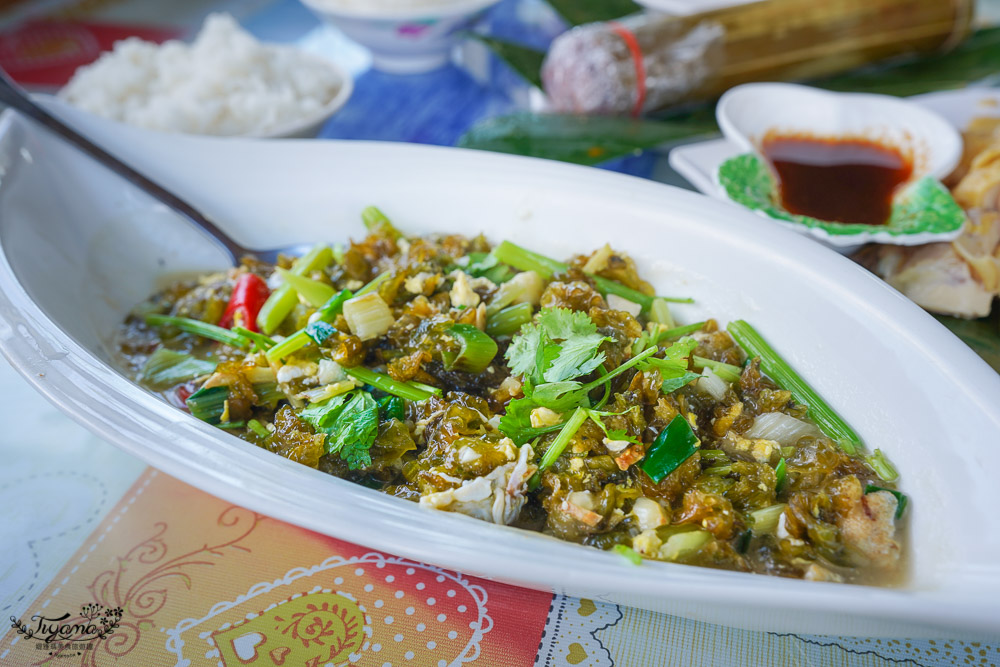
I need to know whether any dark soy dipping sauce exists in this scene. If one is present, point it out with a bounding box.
[761,133,913,226]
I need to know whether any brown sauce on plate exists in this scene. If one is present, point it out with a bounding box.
[761,133,913,226]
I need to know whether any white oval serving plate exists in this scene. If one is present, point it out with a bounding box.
[0,102,999,638]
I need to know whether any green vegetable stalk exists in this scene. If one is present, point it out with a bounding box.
[344,367,435,402]
[727,320,862,454]
[256,244,333,334]
[276,268,336,307]
[247,419,271,439]
[528,406,588,490]
[316,289,354,321]
[144,314,250,349]
[362,206,404,241]
[493,240,692,309]
[649,298,674,327]
[612,544,642,565]
[485,303,534,337]
[139,348,216,389]
[442,324,498,373]
[186,386,229,424]
[265,330,312,364]
[264,290,353,363]
[232,326,276,352]
[692,356,742,383]
[865,449,899,483]
[254,383,286,406]
[750,504,787,535]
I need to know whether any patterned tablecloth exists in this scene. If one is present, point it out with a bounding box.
[0,1,998,665]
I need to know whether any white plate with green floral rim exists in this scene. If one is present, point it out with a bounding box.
[670,86,1000,250]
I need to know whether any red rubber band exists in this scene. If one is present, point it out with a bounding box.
[608,21,647,118]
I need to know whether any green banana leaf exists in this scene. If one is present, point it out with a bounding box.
[816,27,1000,97]
[457,112,717,165]
[468,35,545,89]
[545,0,641,26]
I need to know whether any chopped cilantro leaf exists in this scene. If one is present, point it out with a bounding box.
[300,391,379,470]
[529,380,584,407]
[539,307,596,341]
[498,396,565,446]
[298,393,350,429]
[659,369,701,394]
[507,324,544,379]
[663,337,698,360]
[527,346,658,412]
[584,409,640,444]
[505,307,609,385]
[543,332,608,383]
[325,391,380,470]
[637,337,700,394]
[604,428,640,444]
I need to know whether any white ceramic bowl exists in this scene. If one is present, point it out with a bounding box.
[1,101,1000,638]
[249,57,354,139]
[300,0,501,73]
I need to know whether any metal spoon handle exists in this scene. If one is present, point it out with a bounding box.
[0,70,245,264]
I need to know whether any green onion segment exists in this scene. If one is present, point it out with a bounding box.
[442,324,498,373]
[257,244,333,334]
[493,241,692,310]
[727,320,862,454]
[145,314,249,349]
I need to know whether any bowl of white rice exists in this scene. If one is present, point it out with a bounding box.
[300,0,502,74]
[59,14,353,138]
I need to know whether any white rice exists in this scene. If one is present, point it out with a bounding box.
[60,14,344,136]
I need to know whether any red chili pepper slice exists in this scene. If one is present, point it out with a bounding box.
[219,273,270,332]
[170,381,196,409]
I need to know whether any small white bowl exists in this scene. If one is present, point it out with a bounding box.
[714,83,966,250]
[300,0,501,74]
[717,82,963,183]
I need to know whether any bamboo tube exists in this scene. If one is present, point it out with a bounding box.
[542,0,975,115]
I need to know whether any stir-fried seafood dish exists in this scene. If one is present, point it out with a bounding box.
[117,208,906,584]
